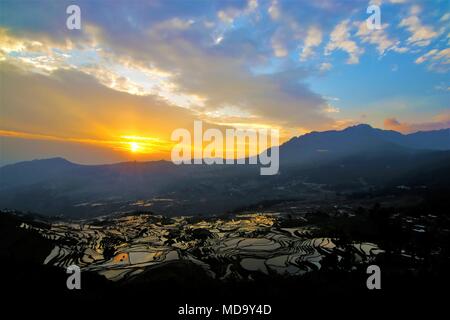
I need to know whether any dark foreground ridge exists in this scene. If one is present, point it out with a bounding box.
[2,189,449,317]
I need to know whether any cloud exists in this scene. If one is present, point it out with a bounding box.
[441,13,450,22]
[0,18,335,141]
[152,18,195,32]
[0,61,199,147]
[217,0,258,24]
[399,5,438,47]
[355,21,407,55]
[271,28,288,57]
[218,9,241,24]
[300,26,322,61]
[268,0,281,20]
[0,29,42,59]
[319,62,332,72]
[0,27,208,109]
[384,113,450,133]
[323,104,340,113]
[434,82,450,92]
[78,15,334,132]
[325,19,364,64]
[0,28,73,72]
[415,48,450,72]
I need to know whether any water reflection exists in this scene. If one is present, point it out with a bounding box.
[23,213,384,281]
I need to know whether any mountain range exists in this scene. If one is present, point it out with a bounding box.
[1,124,449,217]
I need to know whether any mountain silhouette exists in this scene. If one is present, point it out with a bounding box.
[280,124,450,164]
[1,125,449,216]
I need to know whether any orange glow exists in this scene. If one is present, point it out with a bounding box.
[0,129,286,160]
[113,253,129,263]
[119,135,170,154]
[0,129,173,157]
[129,141,140,153]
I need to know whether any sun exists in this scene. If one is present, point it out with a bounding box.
[129,142,140,153]
[120,135,163,154]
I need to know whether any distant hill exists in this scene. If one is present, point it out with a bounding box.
[1,125,449,217]
[280,124,450,165]
[0,157,78,190]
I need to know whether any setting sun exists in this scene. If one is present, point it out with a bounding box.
[117,135,171,155]
[129,142,140,153]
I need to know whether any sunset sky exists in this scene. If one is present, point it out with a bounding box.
[0,0,449,165]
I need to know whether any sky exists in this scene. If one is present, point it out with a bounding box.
[0,0,449,165]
